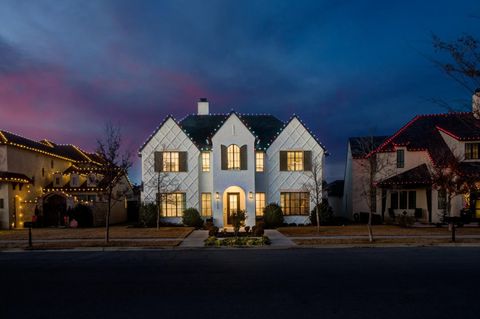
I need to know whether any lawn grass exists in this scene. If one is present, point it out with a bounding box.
[278,225,480,237]
[0,226,194,241]
[293,237,480,246]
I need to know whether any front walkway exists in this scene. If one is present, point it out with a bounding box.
[179,230,209,247]
[264,230,296,247]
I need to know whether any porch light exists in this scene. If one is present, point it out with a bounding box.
[215,192,220,200]
[249,192,253,199]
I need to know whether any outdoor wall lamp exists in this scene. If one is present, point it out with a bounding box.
[249,191,253,199]
[215,192,220,200]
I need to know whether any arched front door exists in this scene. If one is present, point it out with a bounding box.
[43,194,67,227]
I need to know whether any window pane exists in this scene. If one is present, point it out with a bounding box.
[396,150,404,168]
[287,151,304,171]
[201,193,211,216]
[227,145,240,169]
[399,191,407,209]
[408,191,416,209]
[160,192,185,217]
[280,192,309,215]
[255,193,266,215]
[202,152,210,172]
[256,152,264,172]
[391,192,399,209]
[163,152,180,172]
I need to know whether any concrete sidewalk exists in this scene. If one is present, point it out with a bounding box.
[179,230,209,247]
[287,235,480,240]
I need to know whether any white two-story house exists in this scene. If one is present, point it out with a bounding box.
[139,99,327,227]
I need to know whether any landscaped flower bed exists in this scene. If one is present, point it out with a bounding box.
[204,236,270,247]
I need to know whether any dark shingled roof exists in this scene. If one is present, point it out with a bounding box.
[377,164,432,187]
[374,113,480,167]
[178,113,286,150]
[0,130,98,163]
[349,136,389,158]
[327,180,344,197]
[0,171,32,183]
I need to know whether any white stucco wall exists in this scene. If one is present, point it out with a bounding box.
[266,117,325,225]
[141,117,200,219]
[211,114,256,227]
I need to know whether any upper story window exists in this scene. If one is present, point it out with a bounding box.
[163,152,179,172]
[54,173,62,187]
[227,145,240,169]
[202,152,210,172]
[154,151,187,172]
[465,143,480,160]
[396,149,405,168]
[256,152,264,172]
[71,175,79,187]
[279,151,312,171]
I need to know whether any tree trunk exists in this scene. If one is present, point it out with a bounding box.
[105,197,111,244]
[156,204,160,230]
[315,205,320,234]
[367,211,374,242]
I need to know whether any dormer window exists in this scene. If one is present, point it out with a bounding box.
[396,149,405,168]
[71,174,79,187]
[465,143,480,160]
[53,173,62,187]
[87,173,97,187]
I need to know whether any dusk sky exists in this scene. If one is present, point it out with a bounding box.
[0,0,478,183]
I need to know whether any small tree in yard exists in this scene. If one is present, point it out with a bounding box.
[355,136,394,242]
[96,123,132,244]
[231,210,246,237]
[303,156,323,233]
[431,154,477,241]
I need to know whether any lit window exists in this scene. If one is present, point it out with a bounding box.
[280,192,309,215]
[287,151,303,171]
[163,152,180,172]
[227,145,240,170]
[159,193,186,217]
[255,193,266,216]
[201,193,212,216]
[465,143,480,160]
[202,152,210,172]
[256,152,264,172]
[396,150,405,168]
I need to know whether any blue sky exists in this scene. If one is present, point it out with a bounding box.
[0,0,478,183]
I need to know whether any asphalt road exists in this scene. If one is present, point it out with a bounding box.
[1,247,479,319]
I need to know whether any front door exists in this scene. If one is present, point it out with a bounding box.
[226,192,240,225]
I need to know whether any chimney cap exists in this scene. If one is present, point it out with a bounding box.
[199,97,208,102]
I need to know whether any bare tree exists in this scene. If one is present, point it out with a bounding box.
[429,33,480,114]
[355,136,394,242]
[146,146,179,230]
[96,123,132,243]
[303,156,323,233]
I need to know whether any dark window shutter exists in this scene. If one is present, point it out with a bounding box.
[179,152,188,172]
[154,152,163,172]
[304,151,312,171]
[221,145,227,170]
[240,145,248,170]
[279,151,287,171]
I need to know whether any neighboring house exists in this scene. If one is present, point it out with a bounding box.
[0,130,132,229]
[344,91,480,224]
[342,136,389,220]
[139,99,327,227]
[326,180,344,216]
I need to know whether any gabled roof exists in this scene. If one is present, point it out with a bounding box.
[139,111,327,152]
[0,171,32,184]
[349,136,389,159]
[377,164,432,187]
[373,112,480,167]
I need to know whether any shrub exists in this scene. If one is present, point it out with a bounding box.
[208,226,219,237]
[263,203,284,229]
[204,236,270,247]
[252,221,265,236]
[244,226,250,234]
[397,213,415,228]
[139,203,158,227]
[309,199,334,226]
[182,208,204,228]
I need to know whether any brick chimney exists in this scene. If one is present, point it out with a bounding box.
[197,98,209,115]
